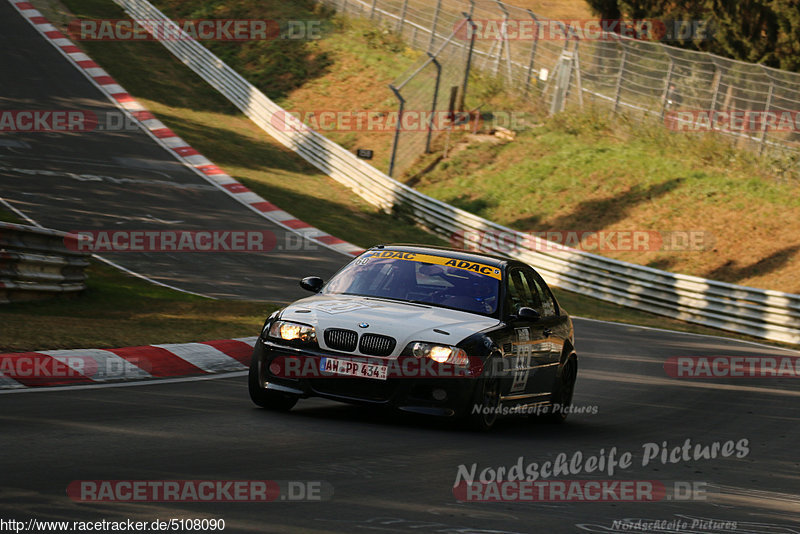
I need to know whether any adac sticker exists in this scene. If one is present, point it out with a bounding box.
[362,251,502,280]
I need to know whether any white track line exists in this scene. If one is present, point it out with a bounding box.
[0,371,248,395]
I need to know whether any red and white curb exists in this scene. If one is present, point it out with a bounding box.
[9,0,364,258]
[0,337,257,390]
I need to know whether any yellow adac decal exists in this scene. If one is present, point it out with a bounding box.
[363,251,502,280]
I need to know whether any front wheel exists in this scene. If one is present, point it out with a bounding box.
[464,358,502,431]
[248,353,298,411]
[541,356,577,424]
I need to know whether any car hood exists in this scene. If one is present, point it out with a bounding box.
[278,294,501,357]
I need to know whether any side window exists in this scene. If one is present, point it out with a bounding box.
[506,268,538,315]
[524,270,557,317]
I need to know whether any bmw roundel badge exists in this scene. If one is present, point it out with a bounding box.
[358,322,369,328]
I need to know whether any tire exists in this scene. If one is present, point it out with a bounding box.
[464,358,502,431]
[542,355,577,424]
[248,353,298,411]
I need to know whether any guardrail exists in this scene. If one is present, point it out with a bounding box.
[0,222,91,303]
[111,0,800,345]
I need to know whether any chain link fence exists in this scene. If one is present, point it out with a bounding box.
[324,0,800,170]
[573,37,800,156]
[386,16,475,176]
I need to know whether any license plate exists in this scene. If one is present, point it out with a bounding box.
[320,357,388,380]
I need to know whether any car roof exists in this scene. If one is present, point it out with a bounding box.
[368,243,510,268]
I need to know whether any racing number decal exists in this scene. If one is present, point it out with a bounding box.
[509,327,532,393]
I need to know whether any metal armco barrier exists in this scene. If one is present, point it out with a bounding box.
[0,222,91,303]
[112,0,800,345]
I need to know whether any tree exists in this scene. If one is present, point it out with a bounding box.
[584,0,621,20]
[582,0,800,71]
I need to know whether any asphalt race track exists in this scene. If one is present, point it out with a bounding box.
[2,2,800,533]
[2,322,800,533]
[0,0,346,301]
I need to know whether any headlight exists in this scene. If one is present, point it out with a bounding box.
[410,342,468,365]
[268,320,316,343]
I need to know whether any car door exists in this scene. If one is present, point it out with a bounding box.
[522,268,563,389]
[497,267,554,405]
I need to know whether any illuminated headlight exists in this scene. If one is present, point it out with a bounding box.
[268,320,316,343]
[410,342,468,365]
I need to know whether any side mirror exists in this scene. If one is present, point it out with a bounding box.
[299,276,324,293]
[514,307,541,322]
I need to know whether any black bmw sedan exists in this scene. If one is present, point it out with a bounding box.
[249,244,577,430]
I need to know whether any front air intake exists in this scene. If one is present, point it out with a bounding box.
[323,328,358,352]
[359,333,396,356]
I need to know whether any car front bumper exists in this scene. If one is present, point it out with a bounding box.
[252,338,481,417]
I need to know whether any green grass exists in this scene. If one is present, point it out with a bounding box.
[0,208,22,224]
[0,262,278,352]
[419,106,800,223]
[7,0,793,351]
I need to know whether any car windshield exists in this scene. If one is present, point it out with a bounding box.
[322,251,501,316]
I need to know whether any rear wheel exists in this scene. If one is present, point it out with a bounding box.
[248,353,298,411]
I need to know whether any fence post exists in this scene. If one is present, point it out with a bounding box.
[493,0,513,84]
[397,0,409,33]
[388,85,405,177]
[426,54,442,154]
[659,57,675,120]
[613,40,627,114]
[759,78,775,155]
[524,10,539,94]
[369,0,377,19]
[427,0,442,53]
[573,40,584,109]
[549,50,574,115]
[559,21,570,53]
[459,14,477,111]
[709,61,722,113]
